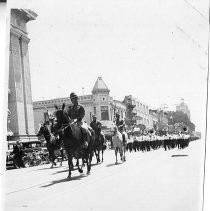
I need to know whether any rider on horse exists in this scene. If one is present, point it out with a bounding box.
[115,113,125,133]
[67,92,89,149]
[90,115,102,137]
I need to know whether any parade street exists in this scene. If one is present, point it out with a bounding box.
[5,140,204,211]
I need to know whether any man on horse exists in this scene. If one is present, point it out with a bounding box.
[115,113,125,133]
[90,115,102,137]
[67,92,89,149]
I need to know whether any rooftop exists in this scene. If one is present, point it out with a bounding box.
[92,77,110,93]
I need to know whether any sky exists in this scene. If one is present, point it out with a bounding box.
[6,0,209,133]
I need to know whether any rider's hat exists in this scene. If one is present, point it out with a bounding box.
[70,92,78,99]
[92,114,96,118]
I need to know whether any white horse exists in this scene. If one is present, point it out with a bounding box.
[121,131,128,161]
[112,127,126,164]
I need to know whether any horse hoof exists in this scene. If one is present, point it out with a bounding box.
[60,163,62,167]
[86,171,90,175]
[50,165,53,168]
[79,169,83,173]
[115,162,118,165]
[67,176,72,180]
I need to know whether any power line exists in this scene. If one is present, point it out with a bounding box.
[176,25,208,55]
[183,0,209,22]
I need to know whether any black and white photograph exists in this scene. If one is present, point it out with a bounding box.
[0,0,209,210]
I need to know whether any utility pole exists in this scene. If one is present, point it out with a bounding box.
[82,87,84,96]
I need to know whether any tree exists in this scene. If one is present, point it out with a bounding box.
[168,111,195,131]
[125,104,136,129]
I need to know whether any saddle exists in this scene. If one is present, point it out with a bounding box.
[70,121,93,144]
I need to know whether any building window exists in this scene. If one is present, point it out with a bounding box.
[101,106,109,120]
[94,107,96,115]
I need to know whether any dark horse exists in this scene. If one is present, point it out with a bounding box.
[37,123,63,168]
[93,132,106,164]
[52,103,95,180]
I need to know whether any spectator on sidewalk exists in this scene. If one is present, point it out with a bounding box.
[13,141,25,168]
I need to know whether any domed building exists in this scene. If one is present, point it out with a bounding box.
[176,98,191,120]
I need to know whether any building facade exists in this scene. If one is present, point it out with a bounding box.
[157,110,169,131]
[123,95,150,129]
[176,98,191,120]
[149,109,159,130]
[33,77,127,132]
[8,9,38,143]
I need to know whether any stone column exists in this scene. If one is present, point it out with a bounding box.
[8,9,38,142]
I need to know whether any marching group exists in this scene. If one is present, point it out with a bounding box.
[125,133,192,153]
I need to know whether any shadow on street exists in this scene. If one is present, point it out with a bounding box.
[106,162,123,167]
[171,155,189,157]
[40,174,87,188]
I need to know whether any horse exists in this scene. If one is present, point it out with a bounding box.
[121,131,128,161]
[93,131,106,164]
[37,123,63,168]
[112,127,126,164]
[52,103,95,180]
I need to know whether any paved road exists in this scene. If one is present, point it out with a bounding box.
[4,140,205,211]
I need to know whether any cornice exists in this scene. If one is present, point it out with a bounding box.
[10,24,30,43]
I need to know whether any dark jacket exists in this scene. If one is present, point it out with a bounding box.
[67,104,85,121]
[13,145,24,158]
[90,120,102,135]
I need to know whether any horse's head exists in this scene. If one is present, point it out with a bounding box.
[52,103,70,133]
[37,123,50,137]
[37,123,45,136]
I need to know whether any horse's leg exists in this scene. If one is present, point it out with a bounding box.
[86,154,90,175]
[77,158,83,173]
[120,147,123,161]
[96,150,99,164]
[66,149,72,180]
[49,149,54,168]
[87,151,92,175]
[82,158,85,167]
[115,148,118,164]
[51,148,57,166]
[98,149,101,163]
[95,149,99,164]
[70,159,74,170]
[102,149,104,162]
[123,146,126,161]
[60,149,63,167]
